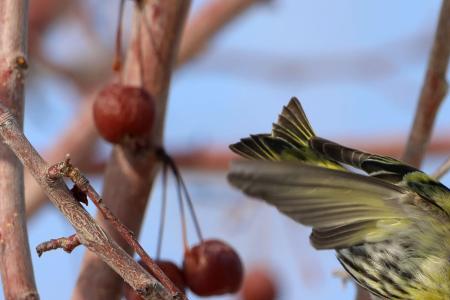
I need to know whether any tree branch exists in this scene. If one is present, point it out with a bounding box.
[402,0,450,167]
[72,1,191,299]
[0,106,175,300]
[48,156,183,297]
[0,1,39,299]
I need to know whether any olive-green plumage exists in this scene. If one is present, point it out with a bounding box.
[228,97,450,300]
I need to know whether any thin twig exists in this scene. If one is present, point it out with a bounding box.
[0,106,174,300]
[36,234,81,257]
[47,156,183,298]
[0,1,39,299]
[402,0,450,167]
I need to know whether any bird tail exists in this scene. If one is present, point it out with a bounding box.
[230,97,342,170]
[271,97,315,148]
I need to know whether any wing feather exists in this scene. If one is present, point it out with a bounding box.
[228,160,412,248]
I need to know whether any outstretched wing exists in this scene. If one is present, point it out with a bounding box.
[228,160,415,249]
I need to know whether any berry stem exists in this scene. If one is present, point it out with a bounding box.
[174,165,189,252]
[157,147,204,243]
[176,167,204,242]
[156,163,168,260]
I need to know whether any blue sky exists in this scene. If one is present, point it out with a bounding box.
[1,0,449,299]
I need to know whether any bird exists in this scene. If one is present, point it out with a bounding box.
[227,97,450,300]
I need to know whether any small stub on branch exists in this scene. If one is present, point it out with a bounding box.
[36,234,81,257]
[15,55,28,69]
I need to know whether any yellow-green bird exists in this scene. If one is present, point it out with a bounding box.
[227,97,450,300]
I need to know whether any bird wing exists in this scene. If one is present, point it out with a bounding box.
[228,160,417,249]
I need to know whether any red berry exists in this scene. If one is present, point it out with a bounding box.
[241,267,278,300]
[183,239,243,296]
[93,84,155,144]
[123,260,186,300]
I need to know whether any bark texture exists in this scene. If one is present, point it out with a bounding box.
[0,1,39,299]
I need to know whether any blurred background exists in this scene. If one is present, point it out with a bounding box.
[1,0,449,299]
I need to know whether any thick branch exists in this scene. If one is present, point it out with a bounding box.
[0,107,174,300]
[72,2,191,299]
[0,1,39,299]
[402,0,450,167]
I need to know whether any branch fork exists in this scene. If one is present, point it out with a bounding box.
[42,153,185,299]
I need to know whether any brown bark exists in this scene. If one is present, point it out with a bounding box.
[72,1,191,299]
[0,1,39,299]
[402,0,450,167]
[0,106,175,300]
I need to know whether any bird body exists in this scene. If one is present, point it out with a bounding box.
[228,98,450,300]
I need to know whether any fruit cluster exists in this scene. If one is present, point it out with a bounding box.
[93,82,245,298]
